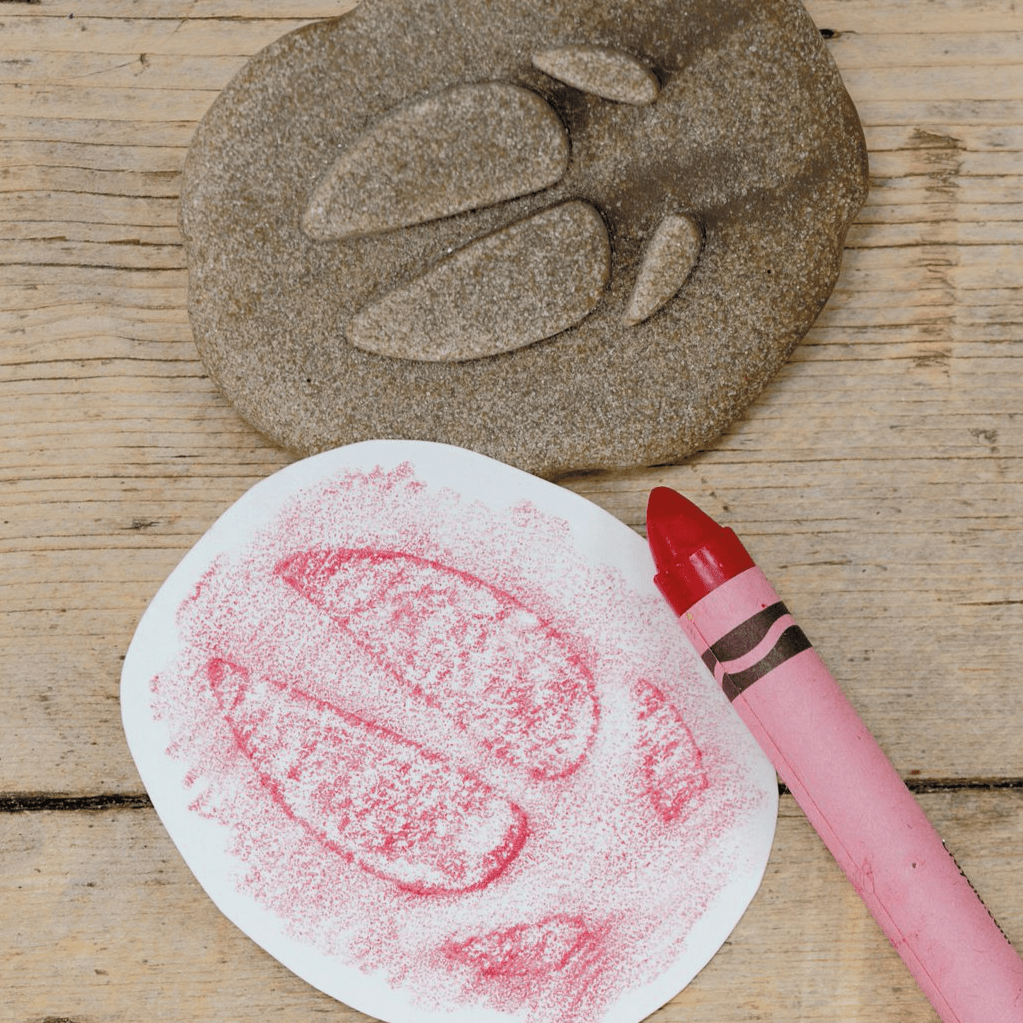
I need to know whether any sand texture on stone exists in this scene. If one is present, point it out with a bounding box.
[348,201,611,362]
[179,0,868,478]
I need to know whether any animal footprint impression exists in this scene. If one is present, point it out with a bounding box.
[303,62,704,362]
[123,442,778,1023]
[179,0,868,473]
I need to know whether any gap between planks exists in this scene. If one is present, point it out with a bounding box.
[4,776,1023,814]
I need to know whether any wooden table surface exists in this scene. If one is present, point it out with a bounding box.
[2,1,1021,1020]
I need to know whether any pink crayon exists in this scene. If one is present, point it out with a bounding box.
[646,487,1023,1023]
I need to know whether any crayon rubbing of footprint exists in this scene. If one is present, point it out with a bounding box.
[203,546,701,897]
[141,454,776,1023]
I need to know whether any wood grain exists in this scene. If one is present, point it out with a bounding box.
[1,1,1021,1020]
[3,791,1021,1022]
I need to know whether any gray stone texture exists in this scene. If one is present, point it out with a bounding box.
[348,201,610,362]
[180,0,868,478]
[531,46,661,106]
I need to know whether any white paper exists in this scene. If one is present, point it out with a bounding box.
[122,440,777,1023]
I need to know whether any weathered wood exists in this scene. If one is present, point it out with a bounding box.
[2,792,1020,1022]
[1,1,1020,1017]
[0,2,1019,793]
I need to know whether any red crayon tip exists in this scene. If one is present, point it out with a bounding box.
[646,487,723,563]
[646,487,754,614]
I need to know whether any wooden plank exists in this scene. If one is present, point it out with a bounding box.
[0,115,201,147]
[0,51,250,90]
[854,99,1023,127]
[1,1,1020,1018]
[0,1,1019,811]
[0,14,341,58]
[0,138,188,173]
[842,66,1022,105]
[0,81,220,121]
[17,38,1023,92]
[834,32,1023,69]
[0,0,355,20]
[806,0,1021,34]
[865,123,1023,151]
[0,0,1012,31]
[2,791,1020,1022]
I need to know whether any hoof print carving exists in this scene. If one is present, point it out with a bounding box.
[348,201,610,362]
[302,83,569,241]
[532,46,659,106]
[180,0,869,475]
[623,213,704,326]
[309,58,674,359]
[315,64,680,360]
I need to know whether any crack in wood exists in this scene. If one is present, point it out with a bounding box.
[3,781,1021,814]
[0,793,152,813]
[781,778,1023,797]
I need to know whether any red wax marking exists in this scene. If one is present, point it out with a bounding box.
[275,548,599,780]
[148,463,765,1023]
[634,681,708,823]
[208,658,528,894]
[444,914,600,978]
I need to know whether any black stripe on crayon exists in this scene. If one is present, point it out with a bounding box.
[721,625,813,701]
[710,601,789,663]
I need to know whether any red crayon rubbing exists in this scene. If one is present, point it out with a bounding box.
[647,486,1023,1023]
[208,658,527,894]
[275,548,599,780]
[445,914,600,979]
[633,680,707,823]
[145,464,759,1023]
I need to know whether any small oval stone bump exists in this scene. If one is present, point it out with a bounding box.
[623,213,704,326]
[532,46,660,106]
[302,82,569,240]
[347,200,610,362]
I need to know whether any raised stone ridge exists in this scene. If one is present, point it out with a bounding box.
[623,213,705,326]
[302,82,569,240]
[532,45,660,106]
[180,0,871,476]
[347,200,610,362]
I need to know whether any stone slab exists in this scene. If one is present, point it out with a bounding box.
[180,0,868,478]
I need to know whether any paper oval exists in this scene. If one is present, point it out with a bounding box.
[121,440,778,1023]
